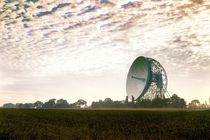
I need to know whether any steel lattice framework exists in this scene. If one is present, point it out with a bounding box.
[126,56,170,101]
[142,58,170,100]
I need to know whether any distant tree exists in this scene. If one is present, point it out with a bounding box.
[34,101,43,109]
[136,99,152,108]
[91,98,108,108]
[43,99,56,108]
[189,99,200,108]
[55,99,69,108]
[169,94,186,108]
[14,103,34,109]
[112,101,124,108]
[91,101,103,108]
[3,103,16,108]
[91,95,187,108]
[104,98,114,108]
[91,101,99,108]
[74,99,87,108]
[200,103,207,108]
[163,98,171,107]
[104,98,112,103]
[16,103,24,108]
[91,98,126,108]
[23,103,34,108]
[152,97,165,108]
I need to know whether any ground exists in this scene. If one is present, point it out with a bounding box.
[0,108,210,140]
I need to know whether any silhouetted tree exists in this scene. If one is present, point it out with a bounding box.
[74,99,87,108]
[3,103,16,108]
[91,99,125,108]
[136,99,152,108]
[169,94,186,108]
[16,103,24,108]
[55,99,69,108]
[13,103,34,108]
[43,99,56,108]
[112,101,124,108]
[34,101,43,109]
[152,97,164,107]
[189,99,200,108]
[23,103,34,108]
[104,98,112,103]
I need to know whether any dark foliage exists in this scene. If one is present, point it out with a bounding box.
[91,94,186,108]
[2,94,187,109]
[0,109,210,140]
[2,99,87,109]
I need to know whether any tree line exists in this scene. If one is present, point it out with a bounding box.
[2,94,208,109]
[2,99,87,109]
[91,94,186,108]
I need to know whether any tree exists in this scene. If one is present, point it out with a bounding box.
[23,103,34,108]
[43,99,56,108]
[136,99,152,108]
[74,99,87,108]
[104,98,112,103]
[169,94,186,108]
[55,99,69,108]
[189,99,200,108]
[91,98,125,108]
[3,103,16,108]
[16,103,24,108]
[34,101,43,109]
[152,97,166,108]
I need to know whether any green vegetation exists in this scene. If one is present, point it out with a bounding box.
[3,94,186,109]
[0,109,210,140]
[92,94,186,108]
[3,99,87,109]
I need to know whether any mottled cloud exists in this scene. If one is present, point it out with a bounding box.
[0,0,210,104]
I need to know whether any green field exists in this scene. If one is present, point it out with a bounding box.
[0,109,210,140]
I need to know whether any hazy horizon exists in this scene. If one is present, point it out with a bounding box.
[0,0,210,106]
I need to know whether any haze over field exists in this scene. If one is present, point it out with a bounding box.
[0,0,210,105]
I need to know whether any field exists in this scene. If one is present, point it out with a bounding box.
[0,109,210,140]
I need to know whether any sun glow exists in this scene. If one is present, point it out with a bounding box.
[0,0,210,105]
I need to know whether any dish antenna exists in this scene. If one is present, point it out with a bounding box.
[126,56,170,100]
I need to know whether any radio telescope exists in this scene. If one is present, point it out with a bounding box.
[126,56,170,100]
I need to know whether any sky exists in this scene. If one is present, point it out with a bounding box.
[0,0,210,105]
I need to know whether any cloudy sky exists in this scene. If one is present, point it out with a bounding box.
[0,0,210,105]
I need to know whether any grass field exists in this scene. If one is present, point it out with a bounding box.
[0,109,210,140]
